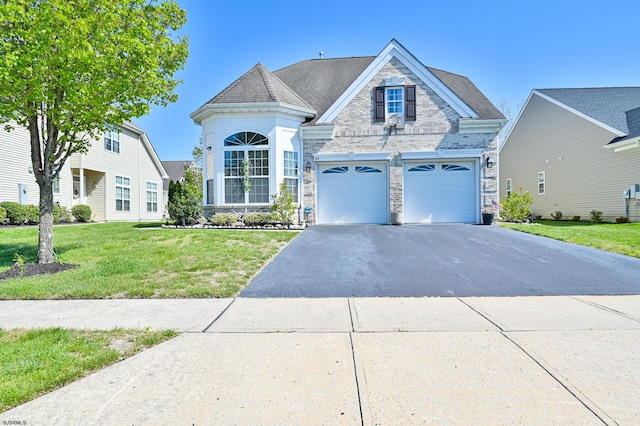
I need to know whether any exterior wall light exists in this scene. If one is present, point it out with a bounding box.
[305,161,312,173]
[485,157,493,168]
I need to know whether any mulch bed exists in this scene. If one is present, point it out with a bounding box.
[0,263,78,280]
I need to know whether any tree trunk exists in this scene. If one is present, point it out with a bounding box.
[38,181,55,264]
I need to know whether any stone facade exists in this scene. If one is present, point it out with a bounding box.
[302,58,500,223]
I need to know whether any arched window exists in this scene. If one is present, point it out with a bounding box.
[223,132,270,204]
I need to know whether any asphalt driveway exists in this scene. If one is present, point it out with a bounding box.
[241,224,640,298]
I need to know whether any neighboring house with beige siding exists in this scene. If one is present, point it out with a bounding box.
[499,88,640,222]
[0,121,168,222]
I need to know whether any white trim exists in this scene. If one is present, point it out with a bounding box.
[459,118,507,134]
[400,149,483,160]
[604,137,640,152]
[318,39,479,124]
[190,102,316,125]
[300,125,335,140]
[314,151,393,162]
[532,90,626,137]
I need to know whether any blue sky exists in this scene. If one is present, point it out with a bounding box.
[136,0,640,161]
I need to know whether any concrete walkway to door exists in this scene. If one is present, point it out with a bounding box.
[241,224,640,298]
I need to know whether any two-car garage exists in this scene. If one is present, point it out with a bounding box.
[315,152,479,225]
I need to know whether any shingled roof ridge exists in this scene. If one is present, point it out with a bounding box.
[255,62,312,108]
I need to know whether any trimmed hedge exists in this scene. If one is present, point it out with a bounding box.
[210,213,237,226]
[0,206,6,224]
[71,204,92,222]
[0,202,27,224]
[244,212,273,226]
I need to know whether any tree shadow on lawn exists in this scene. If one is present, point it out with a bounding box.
[0,241,81,280]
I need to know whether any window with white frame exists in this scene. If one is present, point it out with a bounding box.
[115,175,130,211]
[386,87,404,116]
[538,172,545,194]
[206,179,214,205]
[104,126,120,153]
[284,151,299,203]
[223,131,269,204]
[52,176,60,194]
[146,182,158,212]
[506,178,512,196]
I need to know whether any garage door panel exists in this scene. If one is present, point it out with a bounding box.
[318,163,388,224]
[404,162,476,223]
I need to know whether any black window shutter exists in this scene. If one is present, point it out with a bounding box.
[405,85,416,121]
[374,87,385,122]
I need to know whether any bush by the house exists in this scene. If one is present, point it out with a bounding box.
[71,204,92,222]
[590,210,605,223]
[550,211,563,221]
[210,213,237,226]
[168,164,203,226]
[499,188,533,223]
[0,202,28,224]
[244,212,272,226]
[616,216,629,224]
[0,206,6,224]
[25,205,39,224]
[271,181,295,226]
[53,205,73,223]
[571,215,581,222]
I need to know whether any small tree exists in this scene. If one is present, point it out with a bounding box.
[168,164,203,225]
[500,187,533,222]
[271,181,295,226]
[0,0,188,263]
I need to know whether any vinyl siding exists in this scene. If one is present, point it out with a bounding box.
[500,94,640,222]
[1,123,165,222]
[0,124,40,205]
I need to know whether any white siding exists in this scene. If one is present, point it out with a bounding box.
[0,124,40,205]
[500,94,640,222]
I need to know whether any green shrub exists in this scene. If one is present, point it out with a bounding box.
[500,188,533,222]
[590,210,604,223]
[0,206,6,224]
[534,215,543,221]
[71,204,92,222]
[551,211,563,221]
[0,202,27,224]
[58,205,73,223]
[571,215,581,222]
[271,181,295,226]
[244,212,272,226]
[211,213,237,226]
[25,205,39,224]
[616,216,629,224]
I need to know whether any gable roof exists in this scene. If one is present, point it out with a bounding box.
[536,88,640,137]
[192,40,504,125]
[161,160,194,191]
[200,62,313,111]
[120,121,168,180]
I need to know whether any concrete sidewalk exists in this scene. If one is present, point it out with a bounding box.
[1,296,639,424]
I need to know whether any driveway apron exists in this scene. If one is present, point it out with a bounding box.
[240,224,640,298]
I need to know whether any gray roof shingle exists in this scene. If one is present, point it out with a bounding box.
[274,56,376,124]
[537,88,640,136]
[201,51,504,123]
[201,63,313,111]
[427,67,505,120]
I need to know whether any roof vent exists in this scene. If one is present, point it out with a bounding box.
[319,51,324,59]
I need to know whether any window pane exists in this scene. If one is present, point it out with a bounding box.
[116,176,122,185]
[207,179,214,204]
[284,151,298,177]
[123,177,130,186]
[285,178,298,203]
[224,178,243,203]
[249,177,269,203]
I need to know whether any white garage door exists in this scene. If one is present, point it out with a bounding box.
[404,161,476,223]
[317,162,388,224]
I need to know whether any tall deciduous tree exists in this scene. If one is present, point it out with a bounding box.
[0,0,188,263]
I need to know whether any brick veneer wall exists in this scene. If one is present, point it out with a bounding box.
[303,58,499,224]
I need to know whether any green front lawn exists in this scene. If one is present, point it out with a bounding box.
[499,220,640,258]
[0,223,298,299]
[0,327,177,412]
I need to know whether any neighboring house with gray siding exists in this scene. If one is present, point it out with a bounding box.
[191,39,506,224]
[499,88,640,222]
[0,121,168,222]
